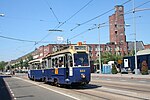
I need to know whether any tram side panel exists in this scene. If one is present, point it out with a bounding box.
[28,69,44,81]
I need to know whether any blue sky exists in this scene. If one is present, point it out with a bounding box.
[0,0,150,61]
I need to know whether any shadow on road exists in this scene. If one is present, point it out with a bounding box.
[0,76,12,100]
[64,83,102,90]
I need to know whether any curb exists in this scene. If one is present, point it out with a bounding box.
[91,74,150,80]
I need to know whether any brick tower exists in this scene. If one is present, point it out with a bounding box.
[109,5,128,55]
[109,5,126,45]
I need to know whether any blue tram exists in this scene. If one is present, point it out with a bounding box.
[28,58,44,81]
[28,42,91,86]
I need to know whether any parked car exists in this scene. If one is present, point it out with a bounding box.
[5,71,11,75]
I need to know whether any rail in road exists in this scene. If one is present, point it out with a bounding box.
[3,74,150,100]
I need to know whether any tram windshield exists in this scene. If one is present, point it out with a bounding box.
[74,53,89,66]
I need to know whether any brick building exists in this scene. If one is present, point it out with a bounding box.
[144,44,150,49]
[108,5,128,56]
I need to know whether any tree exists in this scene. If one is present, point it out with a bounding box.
[101,52,123,64]
[111,64,118,74]
[27,55,33,61]
[141,61,149,75]
[0,61,7,71]
[19,59,23,69]
[23,61,28,69]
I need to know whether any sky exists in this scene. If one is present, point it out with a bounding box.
[0,0,150,61]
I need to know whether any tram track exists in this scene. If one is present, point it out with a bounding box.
[70,83,150,100]
[91,80,150,93]
[14,75,150,100]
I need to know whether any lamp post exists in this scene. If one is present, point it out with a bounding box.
[132,0,138,75]
[98,25,101,74]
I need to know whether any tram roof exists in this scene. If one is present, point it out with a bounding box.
[44,48,71,58]
[28,58,43,64]
[44,44,88,58]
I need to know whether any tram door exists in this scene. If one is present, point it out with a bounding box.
[65,54,69,78]
[65,54,73,78]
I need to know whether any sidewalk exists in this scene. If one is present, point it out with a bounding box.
[91,73,150,80]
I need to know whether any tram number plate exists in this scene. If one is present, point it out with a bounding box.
[80,70,85,72]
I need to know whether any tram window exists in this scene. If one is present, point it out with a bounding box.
[37,64,40,69]
[52,59,55,68]
[59,57,64,67]
[69,56,73,67]
[55,58,58,68]
[64,56,66,68]
[74,53,89,66]
[47,59,51,68]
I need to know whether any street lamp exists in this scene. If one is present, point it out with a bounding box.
[98,26,102,74]
[97,22,106,74]
[132,0,138,75]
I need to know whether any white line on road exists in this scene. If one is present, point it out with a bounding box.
[4,81,16,99]
[13,77,80,100]
[120,80,127,81]
[99,87,137,95]
[138,81,146,83]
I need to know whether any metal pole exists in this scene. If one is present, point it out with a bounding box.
[132,0,138,74]
[98,25,101,74]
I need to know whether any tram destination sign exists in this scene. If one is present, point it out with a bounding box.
[75,46,86,50]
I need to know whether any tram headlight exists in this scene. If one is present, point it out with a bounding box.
[65,78,70,82]
[81,74,86,79]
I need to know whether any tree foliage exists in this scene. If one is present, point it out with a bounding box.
[27,55,33,61]
[111,64,118,74]
[0,61,7,70]
[19,59,23,69]
[100,52,123,64]
[141,61,149,75]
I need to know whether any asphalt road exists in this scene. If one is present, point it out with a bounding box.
[4,77,77,100]
[2,73,150,100]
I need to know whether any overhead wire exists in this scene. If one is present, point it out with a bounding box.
[0,35,49,43]
[125,0,150,14]
[68,0,149,41]
[70,0,132,31]
[16,0,149,58]
[44,0,60,24]
[56,0,94,29]
[22,0,62,54]
[35,0,94,45]
[68,24,107,40]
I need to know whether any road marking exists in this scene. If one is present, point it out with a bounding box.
[120,80,126,81]
[14,77,80,100]
[4,81,16,99]
[99,87,137,95]
[106,79,111,80]
[138,81,146,83]
[12,93,15,97]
